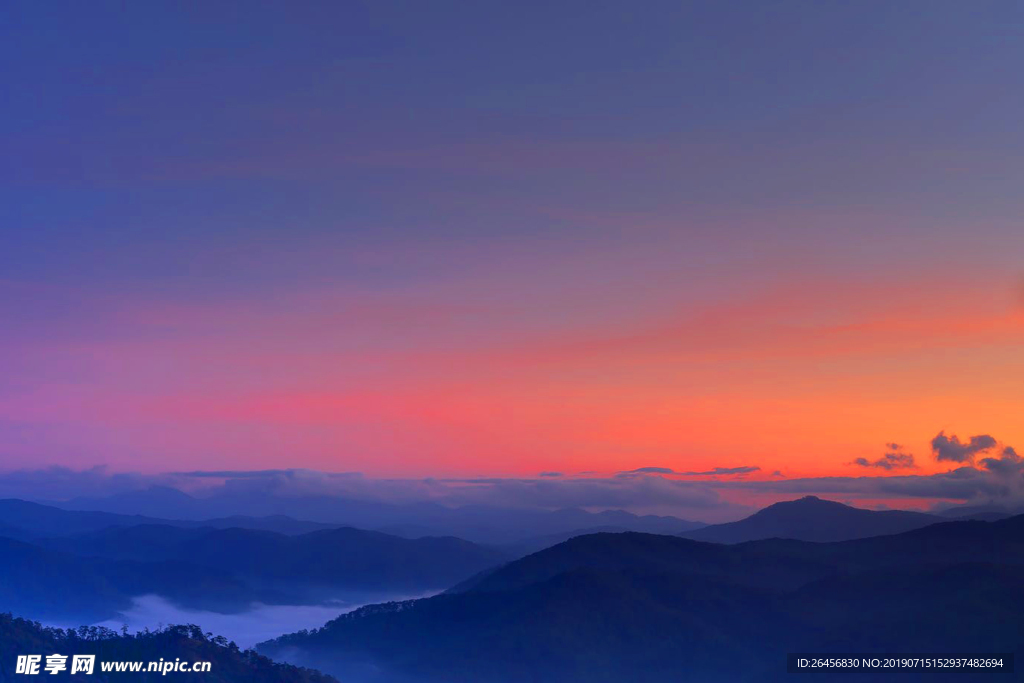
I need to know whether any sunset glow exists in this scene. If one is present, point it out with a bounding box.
[2,2,1023,514]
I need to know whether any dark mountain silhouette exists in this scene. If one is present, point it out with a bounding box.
[460,513,1024,596]
[266,569,793,683]
[451,532,833,595]
[498,524,648,557]
[679,496,941,543]
[0,613,336,682]
[44,524,507,594]
[260,515,1024,682]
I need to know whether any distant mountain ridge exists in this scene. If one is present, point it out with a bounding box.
[935,502,1024,519]
[0,499,341,538]
[46,490,705,544]
[678,495,941,543]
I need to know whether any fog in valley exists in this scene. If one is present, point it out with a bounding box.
[49,593,427,650]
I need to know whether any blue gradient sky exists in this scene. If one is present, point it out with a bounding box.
[2,1,1023,490]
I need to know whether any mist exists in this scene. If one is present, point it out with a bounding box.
[72,595,398,649]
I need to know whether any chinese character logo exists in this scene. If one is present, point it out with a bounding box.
[71,655,96,674]
[15,655,41,675]
[44,654,67,675]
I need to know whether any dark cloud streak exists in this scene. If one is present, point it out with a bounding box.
[931,432,997,463]
[852,444,917,470]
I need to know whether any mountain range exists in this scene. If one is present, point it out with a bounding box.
[42,524,506,595]
[258,497,1024,683]
[0,499,341,538]
[4,493,1023,681]
[46,488,706,543]
[260,513,1024,682]
[0,535,257,622]
[0,501,507,622]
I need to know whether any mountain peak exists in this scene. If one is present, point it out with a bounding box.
[755,496,851,515]
[680,496,940,544]
[787,495,841,505]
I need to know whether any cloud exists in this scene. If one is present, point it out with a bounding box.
[3,431,1017,521]
[851,444,917,470]
[621,465,760,476]
[0,465,186,501]
[722,440,1024,507]
[931,431,997,463]
[174,469,363,479]
[87,595,400,650]
[0,466,742,519]
[681,466,761,476]
[623,466,675,474]
[435,475,730,512]
[979,447,1023,477]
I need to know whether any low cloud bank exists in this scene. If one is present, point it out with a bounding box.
[51,594,422,650]
[725,432,1023,509]
[3,431,1022,519]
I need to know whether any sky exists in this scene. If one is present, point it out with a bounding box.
[2,1,1023,512]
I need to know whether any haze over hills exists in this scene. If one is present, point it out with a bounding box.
[41,524,507,595]
[261,515,1024,682]
[934,503,1024,520]
[0,501,509,624]
[678,496,943,543]
[0,535,260,623]
[46,489,705,544]
[0,499,340,538]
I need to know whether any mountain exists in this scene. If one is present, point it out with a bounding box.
[202,515,341,535]
[498,525,647,557]
[493,510,705,556]
[0,499,507,619]
[679,496,941,543]
[260,516,1024,682]
[3,520,503,622]
[934,502,1024,519]
[451,532,832,594]
[266,569,791,683]
[0,499,166,538]
[51,492,704,544]
[41,524,508,596]
[61,485,200,518]
[545,508,704,535]
[462,515,1024,595]
[0,613,336,682]
[0,536,260,622]
[0,499,340,539]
